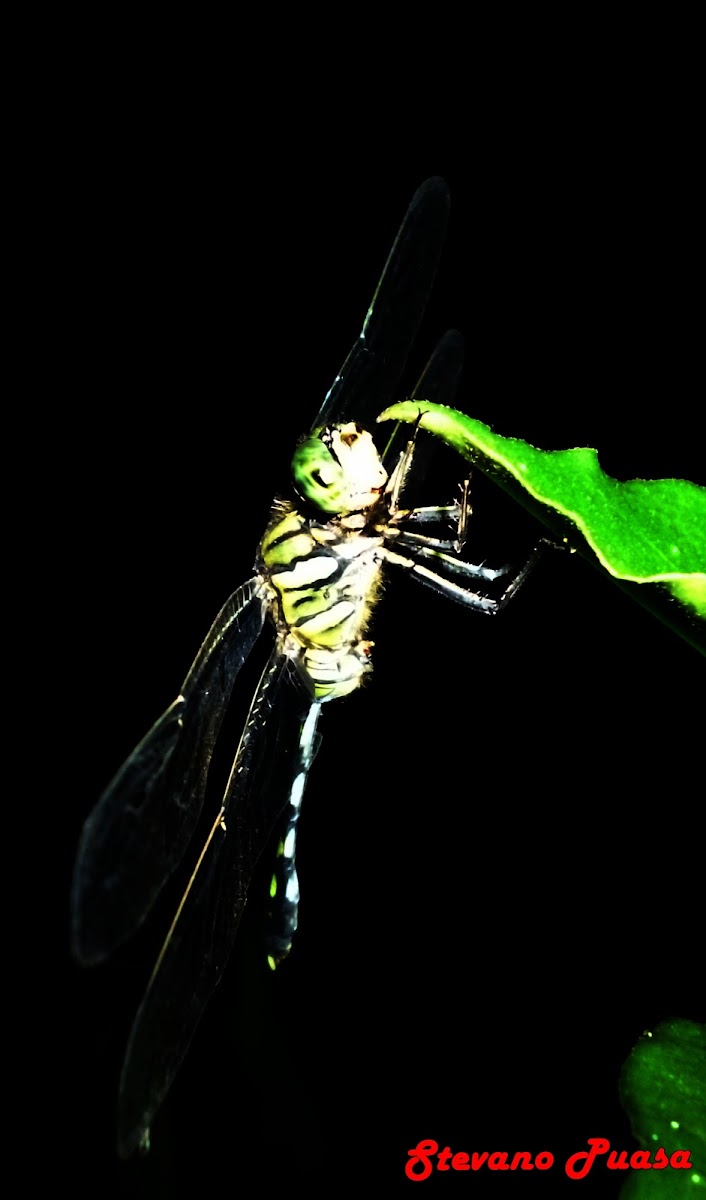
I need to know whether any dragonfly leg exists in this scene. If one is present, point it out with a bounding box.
[380,540,547,613]
[457,476,471,551]
[388,503,462,546]
[385,422,421,514]
[388,475,471,552]
[383,533,511,585]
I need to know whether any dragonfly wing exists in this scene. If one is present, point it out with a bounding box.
[71,577,269,965]
[379,327,466,485]
[312,177,450,431]
[116,651,317,1157]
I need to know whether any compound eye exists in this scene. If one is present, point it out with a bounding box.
[291,432,346,514]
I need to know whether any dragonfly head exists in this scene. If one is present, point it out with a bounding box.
[291,422,388,515]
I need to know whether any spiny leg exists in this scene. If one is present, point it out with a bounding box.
[387,536,511,585]
[384,471,510,586]
[389,466,471,548]
[380,539,550,614]
[385,418,422,514]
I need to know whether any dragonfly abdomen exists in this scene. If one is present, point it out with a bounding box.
[260,504,384,701]
[264,703,321,967]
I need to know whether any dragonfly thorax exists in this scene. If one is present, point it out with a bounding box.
[291,422,388,516]
[259,491,386,703]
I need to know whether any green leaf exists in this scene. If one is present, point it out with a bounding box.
[378,402,706,651]
[619,1019,706,1198]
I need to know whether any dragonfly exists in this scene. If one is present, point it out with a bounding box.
[71,178,539,1159]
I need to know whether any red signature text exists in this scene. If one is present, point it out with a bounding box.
[405,1138,693,1181]
[565,1137,693,1179]
[405,1141,553,1180]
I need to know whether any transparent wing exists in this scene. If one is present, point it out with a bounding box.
[380,327,466,488]
[408,328,465,409]
[312,177,450,432]
[116,652,319,1158]
[76,179,456,1160]
[71,578,269,965]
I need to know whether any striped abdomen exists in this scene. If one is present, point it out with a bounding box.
[259,504,384,701]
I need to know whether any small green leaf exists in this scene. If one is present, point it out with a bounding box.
[378,402,706,649]
[619,1019,706,1198]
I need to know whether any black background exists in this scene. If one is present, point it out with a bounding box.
[55,66,705,1200]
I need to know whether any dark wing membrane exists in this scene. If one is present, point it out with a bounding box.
[312,177,450,432]
[71,578,269,965]
[409,328,464,412]
[116,651,317,1158]
[379,327,465,484]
